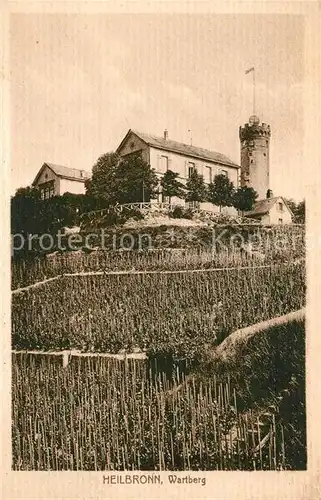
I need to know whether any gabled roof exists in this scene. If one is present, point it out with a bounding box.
[33,163,91,185]
[117,129,240,169]
[244,197,294,217]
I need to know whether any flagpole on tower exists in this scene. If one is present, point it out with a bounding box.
[253,68,255,115]
[245,66,255,116]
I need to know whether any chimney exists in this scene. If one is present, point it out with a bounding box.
[266,189,273,199]
[164,129,168,140]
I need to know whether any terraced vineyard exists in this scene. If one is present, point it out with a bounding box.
[11,225,306,471]
[12,262,305,355]
[12,353,294,471]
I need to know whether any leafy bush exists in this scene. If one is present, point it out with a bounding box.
[169,206,194,219]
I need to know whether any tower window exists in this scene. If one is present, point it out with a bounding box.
[263,153,266,157]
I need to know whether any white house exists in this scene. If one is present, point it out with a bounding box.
[116,129,240,213]
[32,163,91,199]
[244,196,293,225]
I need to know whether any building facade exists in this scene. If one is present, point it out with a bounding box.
[116,129,240,213]
[32,163,91,199]
[239,115,271,200]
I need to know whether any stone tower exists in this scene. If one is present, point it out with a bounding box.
[239,115,271,200]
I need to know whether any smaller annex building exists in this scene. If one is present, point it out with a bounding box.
[32,163,91,200]
[244,196,293,225]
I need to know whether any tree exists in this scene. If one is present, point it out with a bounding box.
[60,193,88,222]
[184,170,207,206]
[208,174,235,212]
[85,151,120,206]
[11,186,42,236]
[160,170,186,203]
[233,186,258,214]
[295,200,305,224]
[112,154,159,204]
[284,198,305,224]
[86,151,158,205]
[38,193,90,233]
[285,198,296,215]
[11,186,91,239]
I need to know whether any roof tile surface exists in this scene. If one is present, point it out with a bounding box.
[131,130,239,168]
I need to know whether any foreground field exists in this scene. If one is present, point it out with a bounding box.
[12,352,301,471]
[12,262,305,355]
[12,229,306,471]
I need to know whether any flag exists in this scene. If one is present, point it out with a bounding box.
[245,67,254,74]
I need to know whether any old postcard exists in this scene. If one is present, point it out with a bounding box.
[1,0,321,499]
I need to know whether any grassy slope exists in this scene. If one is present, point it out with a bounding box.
[189,313,306,469]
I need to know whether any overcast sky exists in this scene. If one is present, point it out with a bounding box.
[10,13,304,200]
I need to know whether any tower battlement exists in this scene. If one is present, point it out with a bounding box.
[239,116,271,142]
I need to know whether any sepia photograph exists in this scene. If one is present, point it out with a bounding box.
[7,2,312,481]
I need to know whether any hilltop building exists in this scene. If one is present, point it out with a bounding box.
[30,121,293,225]
[32,163,91,199]
[116,129,240,213]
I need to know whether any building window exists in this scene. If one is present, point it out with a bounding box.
[221,169,228,177]
[187,200,200,209]
[160,155,169,173]
[278,218,283,224]
[40,180,55,200]
[205,166,212,184]
[278,202,283,211]
[188,162,196,178]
